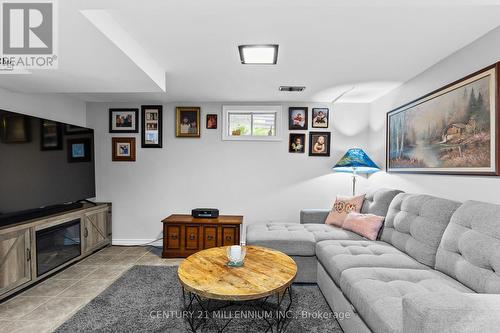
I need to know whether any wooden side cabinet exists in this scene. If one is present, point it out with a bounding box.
[162,215,243,258]
[0,228,32,296]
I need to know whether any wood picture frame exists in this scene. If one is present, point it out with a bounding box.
[40,119,62,151]
[288,107,308,130]
[67,138,91,163]
[309,132,330,156]
[109,108,139,133]
[386,62,500,176]
[312,108,329,128]
[176,107,201,137]
[141,105,162,148]
[112,137,136,162]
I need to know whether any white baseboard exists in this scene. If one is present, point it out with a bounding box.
[112,239,162,247]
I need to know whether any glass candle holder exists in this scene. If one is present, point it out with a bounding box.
[226,245,246,267]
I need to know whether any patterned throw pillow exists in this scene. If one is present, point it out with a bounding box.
[325,194,365,227]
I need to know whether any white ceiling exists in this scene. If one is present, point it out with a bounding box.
[1,0,500,103]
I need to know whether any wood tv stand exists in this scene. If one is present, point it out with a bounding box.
[161,214,243,258]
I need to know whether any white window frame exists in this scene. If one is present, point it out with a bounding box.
[222,105,283,141]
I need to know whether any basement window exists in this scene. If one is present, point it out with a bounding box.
[222,105,282,141]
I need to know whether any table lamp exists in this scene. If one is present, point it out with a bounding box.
[332,148,380,195]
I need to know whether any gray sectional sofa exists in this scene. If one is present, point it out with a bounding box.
[246,188,500,333]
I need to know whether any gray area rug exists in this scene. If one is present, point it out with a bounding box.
[56,265,343,333]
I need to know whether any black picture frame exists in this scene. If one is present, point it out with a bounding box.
[288,107,308,130]
[289,133,305,153]
[67,138,92,163]
[309,132,331,156]
[109,108,139,133]
[206,114,218,129]
[141,105,163,148]
[40,119,63,151]
[312,108,329,128]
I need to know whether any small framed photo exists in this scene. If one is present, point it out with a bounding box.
[40,119,62,151]
[109,108,139,133]
[112,137,136,162]
[206,114,218,129]
[141,105,162,148]
[289,133,305,153]
[176,107,200,137]
[64,124,91,135]
[309,132,331,157]
[289,107,308,130]
[312,108,329,128]
[67,138,91,162]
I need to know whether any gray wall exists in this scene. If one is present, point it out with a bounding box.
[86,102,371,244]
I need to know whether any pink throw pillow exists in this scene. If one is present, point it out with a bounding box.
[342,212,384,240]
[325,194,365,227]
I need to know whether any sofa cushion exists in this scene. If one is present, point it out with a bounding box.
[381,193,461,267]
[246,223,316,256]
[316,240,426,285]
[339,267,473,333]
[436,200,500,293]
[361,188,403,216]
[245,223,363,256]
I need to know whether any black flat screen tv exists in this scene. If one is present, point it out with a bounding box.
[0,109,96,226]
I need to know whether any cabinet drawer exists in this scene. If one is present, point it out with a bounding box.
[185,226,200,250]
[166,226,181,249]
[203,226,217,249]
[222,226,237,246]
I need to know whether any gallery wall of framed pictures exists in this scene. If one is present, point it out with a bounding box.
[287,106,332,157]
[106,104,333,162]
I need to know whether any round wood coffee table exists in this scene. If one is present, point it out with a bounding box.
[178,245,297,332]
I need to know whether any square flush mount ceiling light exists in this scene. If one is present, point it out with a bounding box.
[238,44,279,65]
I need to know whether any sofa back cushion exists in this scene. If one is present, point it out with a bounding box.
[436,200,500,293]
[361,188,403,216]
[381,193,461,267]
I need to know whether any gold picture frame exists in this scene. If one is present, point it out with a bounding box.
[176,107,201,137]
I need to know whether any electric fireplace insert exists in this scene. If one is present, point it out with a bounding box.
[36,219,81,276]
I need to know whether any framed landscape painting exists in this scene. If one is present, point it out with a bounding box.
[387,63,499,175]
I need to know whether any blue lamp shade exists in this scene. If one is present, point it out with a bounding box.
[332,148,380,174]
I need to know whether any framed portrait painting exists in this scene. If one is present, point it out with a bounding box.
[141,105,162,148]
[112,137,136,162]
[289,107,308,130]
[40,119,62,151]
[176,107,200,137]
[109,108,139,133]
[67,138,91,163]
[387,63,500,175]
[206,114,217,129]
[289,133,305,153]
[309,132,330,157]
[312,108,329,128]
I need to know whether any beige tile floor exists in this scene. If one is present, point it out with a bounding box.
[0,246,182,333]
